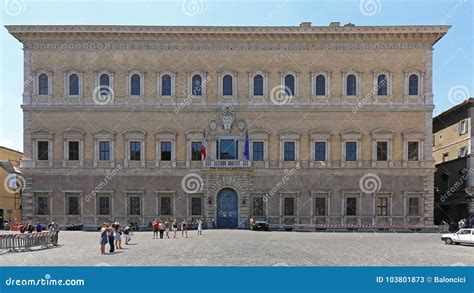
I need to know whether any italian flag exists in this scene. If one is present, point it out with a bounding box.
[201,133,207,160]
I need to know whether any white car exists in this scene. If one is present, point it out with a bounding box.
[441,228,474,245]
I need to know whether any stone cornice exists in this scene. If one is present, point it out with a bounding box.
[5,24,450,47]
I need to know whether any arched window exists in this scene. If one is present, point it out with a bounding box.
[192,74,202,96]
[130,74,141,96]
[315,74,326,96]
[38,73,49,95]
[223,75,233,96]
[69,74,79,95]
[408,74,419,95]
[377,74,388,96]
[99,74,110,95]
[346,74,357,96]
[161,74,172,96]
[253,74,264,96]
[284,74,295,96]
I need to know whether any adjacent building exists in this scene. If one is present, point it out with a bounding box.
[6,23,449,228]
[433,98,474,224]
[0,146,23,227]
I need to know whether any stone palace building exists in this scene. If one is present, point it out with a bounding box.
[7,23,449,228]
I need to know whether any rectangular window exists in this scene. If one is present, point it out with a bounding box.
[314,197,326,216]
[283,197,295,216]
[130,141,141,161]
[252,142,264,161]
[407,141,419,161]
[37,141,49,161]
[35,196,49,215]
[161,141,172,161]
[345,141,357,161]
[459,147,467,158]
[314,142,326,161]
[218,139,238,160]
[68,141,79,161]
[98,196,110,215]
[191,197,202,215]
[252,197,264,216]
[129,196,141,215]
[67,196,80,215]
[459,120,467,135]
[408,197,420,216]
[284,141,295,161]
[376,141,388,161]
[191,142,202,161]
[442,152,449,162]
[99,141,110,161]
[346,197,357,216]
[377,197,388,216]
[160,196,172,215]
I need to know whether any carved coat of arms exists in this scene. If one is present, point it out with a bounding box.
[221,105,234,132]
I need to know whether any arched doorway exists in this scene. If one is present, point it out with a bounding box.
[216,188,238,229]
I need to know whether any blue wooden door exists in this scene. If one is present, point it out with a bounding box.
[217,188,238,229]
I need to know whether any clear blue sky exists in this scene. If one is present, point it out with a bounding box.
[0,0,472,152]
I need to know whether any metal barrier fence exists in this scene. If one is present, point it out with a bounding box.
[0,231,59,252]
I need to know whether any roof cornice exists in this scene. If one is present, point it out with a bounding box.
[5,24,451,45]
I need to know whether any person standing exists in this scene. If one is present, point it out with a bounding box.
[99,224,108,255]
[172,219,178,238]
[181,219,188,238]
[123,224,133,245]
[197,219,203,235]
[152,219,159,239]
[35,223,42,233]
[158,220,165,239]
[164,220,171,238]
[114,223,123,249]
[108,225,115,254]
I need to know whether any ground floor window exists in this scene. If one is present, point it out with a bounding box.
[191,197,202,215]
[35,195,49,215]
[408,197,420,216]
[314,197,326,216]
[283,197,295,216]
[346,197,357,216]
[252,197,264,216]
[160,196,172,215]
[97,196,110,215]
[66,195,80,215]
[376,197,388,216]
[129,196,141,215]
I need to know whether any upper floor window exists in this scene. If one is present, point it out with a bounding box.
[314,141,326,161]
[99,141,110,161]
[377,74,388,96]
[223,75,233,96]
[68,141,79,161]
[376,141,388,161]
[130,141,141,161]
[192,74,202,96]
[131,74,141,96]
[315,74,326,96]
[284,74,295,96]
[38,73,49,95]
[252,141,264,161]
[253,74,264,96]
[283,141,295,161]
[99,74,111,94]
[345,141,357,161]
[408,74,419,95]
[161,74,172,96]
[191,142,203,161]
[160,141,172,161]
[459,120,467,135]
[407,141,419,161]
[37,141,49,161]
[217,139,238,160]
[69,74,79,95]
[346,74,357,96]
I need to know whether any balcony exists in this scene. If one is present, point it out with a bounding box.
[203,160,252,168]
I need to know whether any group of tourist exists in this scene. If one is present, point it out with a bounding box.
[99,222,133,255]
[458,217,474,229]
[99,218,204,255]
[10,221,58,233]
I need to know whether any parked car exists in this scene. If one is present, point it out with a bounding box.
[251,216,269,231]
[441,228,473,245]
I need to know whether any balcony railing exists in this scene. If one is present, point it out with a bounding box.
[203,160,252,168]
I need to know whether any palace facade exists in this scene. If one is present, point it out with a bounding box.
[7,23,449,228]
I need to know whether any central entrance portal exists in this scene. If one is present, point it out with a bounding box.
[216,188,238,229]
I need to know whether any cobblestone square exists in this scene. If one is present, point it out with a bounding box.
[1,230,473,266]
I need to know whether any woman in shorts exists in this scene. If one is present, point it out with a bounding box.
[181,219,188,238]
[99,224,108,255]
[172,219,178,238]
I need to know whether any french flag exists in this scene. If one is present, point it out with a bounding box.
[201,132,207,160]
